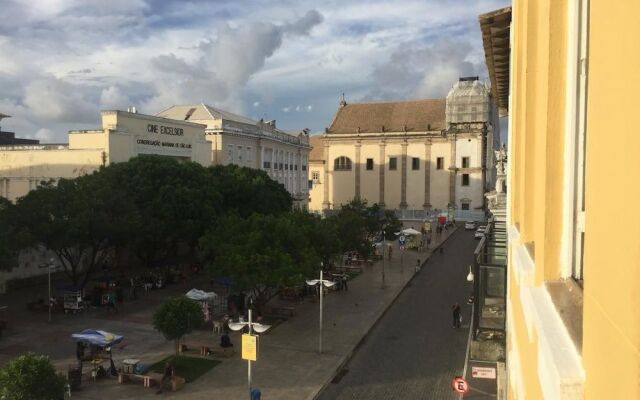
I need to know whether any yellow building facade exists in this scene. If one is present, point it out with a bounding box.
[481,2,639,398]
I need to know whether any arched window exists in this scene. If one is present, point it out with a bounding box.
[334,156,352,171]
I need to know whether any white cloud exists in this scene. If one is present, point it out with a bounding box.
[0,0,507,139]
[295,105,301,111]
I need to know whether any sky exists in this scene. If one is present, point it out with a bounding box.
[0,0,510,143]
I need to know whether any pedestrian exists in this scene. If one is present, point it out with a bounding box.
[452,303,461,328]
[388,245,393,260]
[426,236,431,248]
[156,362,174,394]
[341,274,348,291]
[415,259,421,272]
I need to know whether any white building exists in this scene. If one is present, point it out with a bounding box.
[157,104,310,208]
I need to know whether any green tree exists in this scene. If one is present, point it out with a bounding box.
[102,156,222,268]
[0,353,66,400]
[153,297,204,356]
[0,197,17,270]
[208,164,292,217]
[10,174,132,287]
[201,213,318,311]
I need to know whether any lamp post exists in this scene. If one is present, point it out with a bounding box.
[228,309,271,399]
[39,258,57,322]
[306,264,336,354]
[381,229,386,288]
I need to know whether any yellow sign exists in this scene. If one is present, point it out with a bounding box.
[242,334,258,361]
[424,222,431,232]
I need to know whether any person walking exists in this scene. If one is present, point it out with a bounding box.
[341,274,349,291]
[452,303,462,328]
[156,362,174,394]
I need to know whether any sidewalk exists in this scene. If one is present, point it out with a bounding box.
[45,226,459,399]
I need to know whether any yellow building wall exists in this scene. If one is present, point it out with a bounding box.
[507,0,640,398]
[327,143,356,207]
[0,149,103,201]
[429,141,450,209]
[406,142,426,208]
[384,143,402,207]
[308,161,324,211]
[359,143,381,205]
[582,1,640,398]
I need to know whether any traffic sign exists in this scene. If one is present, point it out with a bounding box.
[471,366,496,379]
[452,376,469,394]
[398,235,406,245]
[242,334,258,361]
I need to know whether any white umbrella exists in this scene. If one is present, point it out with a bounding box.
[185,289,218,301]
[397,228,422,236]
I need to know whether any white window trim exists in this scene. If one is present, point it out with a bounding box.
[561,0,588,280]
[508,225,585,399]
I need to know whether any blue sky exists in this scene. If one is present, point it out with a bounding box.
[0,0,509,142]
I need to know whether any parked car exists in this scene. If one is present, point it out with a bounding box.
[477,225,487,232]
[465,221,477,230]
[475,229,486,239]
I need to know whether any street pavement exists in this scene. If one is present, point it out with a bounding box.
[0,224,466,400]
[319,228,478,400]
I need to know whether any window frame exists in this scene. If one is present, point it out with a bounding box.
[334,156,353,171]
[462,173,470,186]
[462,156,470,168]
[366,158,374,170]
[411,157,420,170]
[436,157,445,170]
[389,157,397,171]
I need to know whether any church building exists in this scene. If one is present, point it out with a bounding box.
[308,77,500,216]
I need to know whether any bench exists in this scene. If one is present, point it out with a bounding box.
[118,372,164,388]
[267,306,295,317]
[179,341,214,356]
[334,265,363,274]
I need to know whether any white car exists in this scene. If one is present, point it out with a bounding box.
[477,225,487,232]
[465,221,477,230]
[474,229,485,239]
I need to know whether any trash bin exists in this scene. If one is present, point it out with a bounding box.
[251,388,261,400]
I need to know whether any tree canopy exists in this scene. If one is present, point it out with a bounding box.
[153,297,204,356]
[200,212,320,309]
[0,353,66,400]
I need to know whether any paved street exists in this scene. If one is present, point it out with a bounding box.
[0,225,464,400]
[319,228,478,400]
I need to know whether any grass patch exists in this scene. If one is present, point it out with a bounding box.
[149,355,220,383]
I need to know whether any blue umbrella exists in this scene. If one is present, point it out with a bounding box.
[71,329,124,347]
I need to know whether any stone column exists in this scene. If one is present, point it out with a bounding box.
[322,141,330,209]
[399,141,408,209]
[355,141,361,199]
[449,135,457,206]
[378,140,386,207]
[423,139,432,209]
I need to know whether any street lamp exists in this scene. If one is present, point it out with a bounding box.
[38,258,58,322]
[306,265,336,354]
[466,265,474,282]
[228,308,271,398]
[381,229,386,288]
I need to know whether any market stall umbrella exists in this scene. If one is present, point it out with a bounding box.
[396,228,422,236]
[185,289,218,301]
[71,329,124,347]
